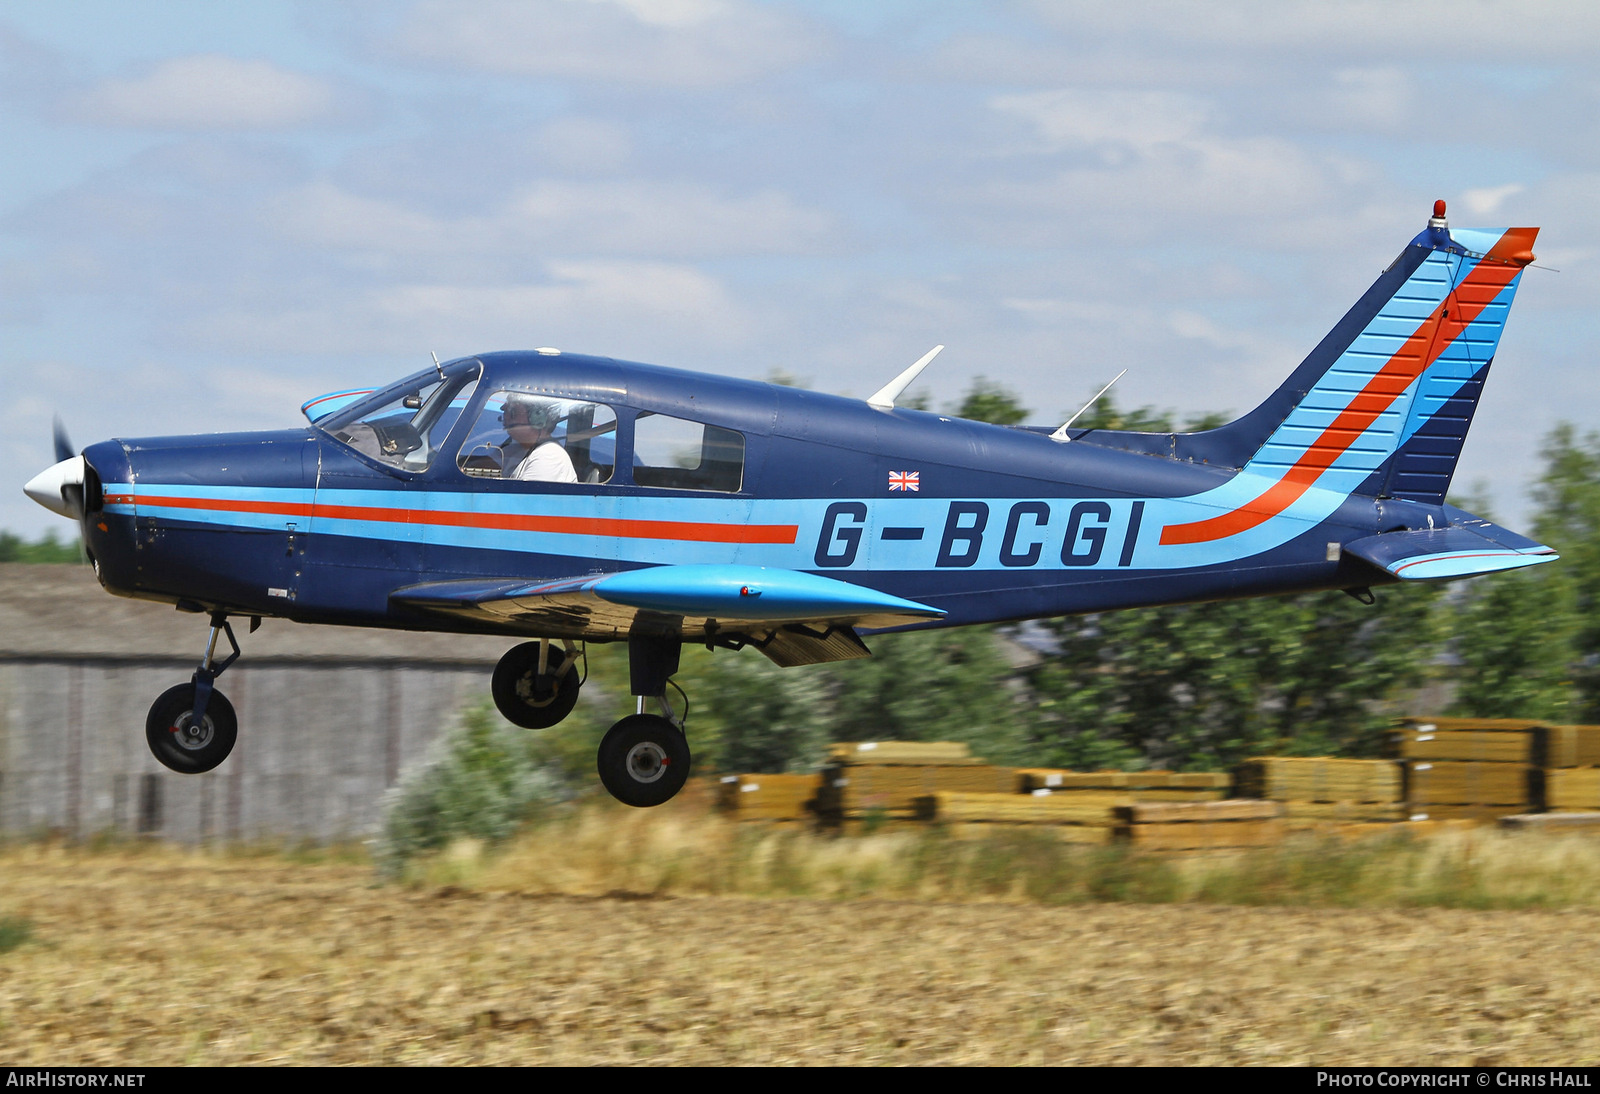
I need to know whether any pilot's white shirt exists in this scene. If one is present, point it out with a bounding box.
[511,441,577,483]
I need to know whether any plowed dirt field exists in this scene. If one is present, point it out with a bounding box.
[1,847,1596,1065]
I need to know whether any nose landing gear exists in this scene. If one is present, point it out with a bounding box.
[145,610,246,774]
[146,683,237,774]
[491,639,583,728]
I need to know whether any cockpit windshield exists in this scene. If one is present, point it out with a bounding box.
[316,359,482,472]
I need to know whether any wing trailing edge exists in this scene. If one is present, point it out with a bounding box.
[390,564,944,665]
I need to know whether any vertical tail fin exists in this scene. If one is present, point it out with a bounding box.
[1153,203,1537,546]
[1243,209,1537,507]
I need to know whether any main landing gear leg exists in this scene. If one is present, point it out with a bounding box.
[597,636,690,808]
[145,610,243,774]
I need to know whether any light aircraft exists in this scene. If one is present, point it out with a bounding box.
[24,201,1553,807]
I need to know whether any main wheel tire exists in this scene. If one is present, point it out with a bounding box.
[492,642,581,728]
[596,714,691,808]
[145,683,237,774]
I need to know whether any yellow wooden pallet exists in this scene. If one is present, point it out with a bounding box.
[715,774,820,820]
[1116,819,1286,849]
[1540,726,1600,768]
[1014,769,1230,792]
[826,741,981,765]
[1544,768,1600,810]
[1116,799,1283,824]
[815,764,1016,816]
[1280,801,1410,822]
[1403,803,1530,821]
[1234,757,1402,803]
[1390,728,1534,763]
[915,791,1127,825]
[1405,761,1532,806]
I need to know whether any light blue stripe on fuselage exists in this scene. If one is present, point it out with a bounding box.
[112,481,1374,574]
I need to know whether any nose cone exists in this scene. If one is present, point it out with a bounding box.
[24,455,85,519]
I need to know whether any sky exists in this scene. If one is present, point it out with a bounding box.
[3,0,1597,538]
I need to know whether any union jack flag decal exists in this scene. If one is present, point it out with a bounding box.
[888,470,920,492]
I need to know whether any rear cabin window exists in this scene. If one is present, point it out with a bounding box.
[632,412,744,493]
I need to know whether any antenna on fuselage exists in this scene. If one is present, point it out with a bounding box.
[1049,369,1127,443]
[867,345,944,411]
[431,350,444,381]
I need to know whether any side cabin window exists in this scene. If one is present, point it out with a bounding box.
[632,411,744,493]
[457,392,617,485]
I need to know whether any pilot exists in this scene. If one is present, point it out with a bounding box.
[501,394,577,483]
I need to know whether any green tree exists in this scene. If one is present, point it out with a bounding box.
[953,378,1028,426]
[1069,394,1228,434]
[826,627,1029,764]
[1030,584,1443,771]
[686,647,831,774]
[1069,393,1176,433]
[0,530,83,563]
[376,703,571,875]
[1447,565,1579,720]
[1530,423,1600,719]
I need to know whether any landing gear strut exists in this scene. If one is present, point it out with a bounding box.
[146,611,243,774]
[595,636,691,808]
[491,639,582,728]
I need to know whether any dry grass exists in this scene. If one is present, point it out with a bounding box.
[443,801,1600,911]
[2,822,1600,1064]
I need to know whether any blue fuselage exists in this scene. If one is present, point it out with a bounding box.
[77,351,1423,641]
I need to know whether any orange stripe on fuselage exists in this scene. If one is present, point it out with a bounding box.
[134,494,799,545]
[1159,228,1537,547]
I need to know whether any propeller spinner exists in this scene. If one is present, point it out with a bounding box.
[25,419,86,520]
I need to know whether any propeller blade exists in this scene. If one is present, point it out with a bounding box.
[53,416,75,464]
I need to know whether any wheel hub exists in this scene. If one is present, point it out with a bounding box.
[624,741,669,784]
[170,713,214,751]
[515,670,557,708]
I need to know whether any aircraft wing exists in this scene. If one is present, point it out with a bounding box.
[1343,523,1557,581]
[389,564,946,666]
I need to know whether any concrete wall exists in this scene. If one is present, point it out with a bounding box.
[0,656,493,843]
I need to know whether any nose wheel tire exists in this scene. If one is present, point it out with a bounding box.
[492,642,581,729]
[146,683,237,774]
[597,714,690,808]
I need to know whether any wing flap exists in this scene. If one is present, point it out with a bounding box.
[1344,525,1558,581]
[391,565,945,648]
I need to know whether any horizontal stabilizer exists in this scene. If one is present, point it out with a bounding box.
[1344,525,1557,581]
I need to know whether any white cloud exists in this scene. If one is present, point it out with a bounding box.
[68,55,338,130]
[1460,183,1525,218]
[268,178,837,260]
[536,116,633,173]
[391,0,824,87]
[975,85,1369,244]
[1325,67,1414,129]
[379,258,741,332]
[1024,0,1600,59]
[992,89,1213,155]
[180,259,750,358]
